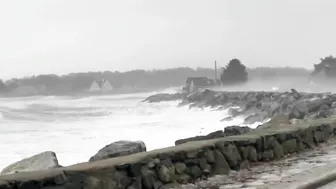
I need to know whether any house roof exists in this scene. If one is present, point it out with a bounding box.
[186,77,214,87]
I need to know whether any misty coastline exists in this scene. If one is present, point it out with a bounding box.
[0,66,315,98]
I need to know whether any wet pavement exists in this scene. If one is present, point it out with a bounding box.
[174,141,336,189]
[318,180,336,189]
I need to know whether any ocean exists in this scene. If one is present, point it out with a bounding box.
[0,87,262,170]
[0,76,333,171]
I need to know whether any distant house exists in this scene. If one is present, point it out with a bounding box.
[89,79,114,93]
[184,77,215,93]
[101,79,113,91]
[89,80,101,92]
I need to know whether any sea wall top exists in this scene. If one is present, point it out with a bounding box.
[0,117,335,189]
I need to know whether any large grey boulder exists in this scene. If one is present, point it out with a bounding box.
[289,102,309,119]
[227,108,240,117]
[175,130,224,145]
[89,140,146,162]
[257,114,290,129]
[1,151,59,175]
[224,126,252,136]
[290,88,301,100]
[244,112,268,124]
[307,98,333,113]
[143,93,183,103]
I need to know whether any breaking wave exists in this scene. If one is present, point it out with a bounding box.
[0,88,262,169]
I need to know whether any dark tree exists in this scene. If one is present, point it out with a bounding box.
[220,58,248,85]
[312,55,336,77]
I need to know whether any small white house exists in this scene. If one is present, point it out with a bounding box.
[101,80,113,91]
[184,77,214,93]
[89,80,101,92]
[89,79,114,92]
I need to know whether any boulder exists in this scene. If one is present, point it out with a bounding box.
[313,110,333,119]
[221,116,234,122]
[143,93,183,103]
[290,89,301,99]
[244,112,268,124]
[289,102,309,119]
[175,130,224,145]
[89,140,146,162]
[331,102,336,109]
[224,126,252,136]
[257,114,290,129]
[186,89,216,103]
[307,99,333,113]
[227,108,240,117]
[1,151,59,175]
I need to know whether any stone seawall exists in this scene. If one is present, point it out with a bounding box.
[1,118,336,189]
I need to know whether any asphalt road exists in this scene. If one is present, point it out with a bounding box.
[318,180,336,189]
[176,143,336,189]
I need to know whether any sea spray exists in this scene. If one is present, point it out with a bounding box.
[0,92,254,170]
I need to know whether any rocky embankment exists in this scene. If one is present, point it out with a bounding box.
[144,89,336,125]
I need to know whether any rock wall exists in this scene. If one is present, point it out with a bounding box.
[1,118,336,189]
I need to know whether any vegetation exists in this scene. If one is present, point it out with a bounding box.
[220,59,248,85]
[0,68,215,96]
[0,65,312,97]
[312,55,336,77]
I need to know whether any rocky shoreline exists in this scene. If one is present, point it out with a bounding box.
[144,89,336,125]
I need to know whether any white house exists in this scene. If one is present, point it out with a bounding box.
[101,80,113,91]
[89,79,114,92]
[89,80,101,92]
[184,77,214,93]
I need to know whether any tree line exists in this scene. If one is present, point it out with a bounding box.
[219,55,336,85]
[219,59,311,85]
[0,64,313,96]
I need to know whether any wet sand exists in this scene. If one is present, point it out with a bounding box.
[175,142,336,189]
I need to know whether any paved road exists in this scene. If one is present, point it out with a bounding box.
[318,180,336,189]
[176,143,336,189]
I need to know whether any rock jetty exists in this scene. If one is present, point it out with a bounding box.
[144,89,336,124]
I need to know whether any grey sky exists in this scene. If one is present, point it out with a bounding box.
[1,0,336,79]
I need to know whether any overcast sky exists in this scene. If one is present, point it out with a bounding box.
[1,0,336,79]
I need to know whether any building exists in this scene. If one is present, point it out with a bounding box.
[89,79,114,93]
[89,80,101,92]
[182,61,221,93]
[101,79,113,91]
[184,77,215,93]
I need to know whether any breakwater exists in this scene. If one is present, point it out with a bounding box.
[1,117,336,189]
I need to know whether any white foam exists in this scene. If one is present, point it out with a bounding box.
[0,93,255,169]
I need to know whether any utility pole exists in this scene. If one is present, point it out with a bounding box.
[214,61,217,83]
